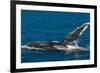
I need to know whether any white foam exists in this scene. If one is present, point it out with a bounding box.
[21,45,45,50]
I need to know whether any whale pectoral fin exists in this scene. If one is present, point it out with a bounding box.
[63,33,79,44]
[63,22,90,44]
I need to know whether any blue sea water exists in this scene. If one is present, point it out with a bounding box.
[21,10,90,63]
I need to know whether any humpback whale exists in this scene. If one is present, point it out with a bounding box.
[21,22,90,51]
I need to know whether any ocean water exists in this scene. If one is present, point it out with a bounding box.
[21,10,90,63]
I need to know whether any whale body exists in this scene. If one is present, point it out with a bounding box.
[21,22,90,52]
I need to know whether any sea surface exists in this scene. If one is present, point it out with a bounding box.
[21,10,90,63]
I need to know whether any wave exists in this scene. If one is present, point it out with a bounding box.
[21,45,45,50]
